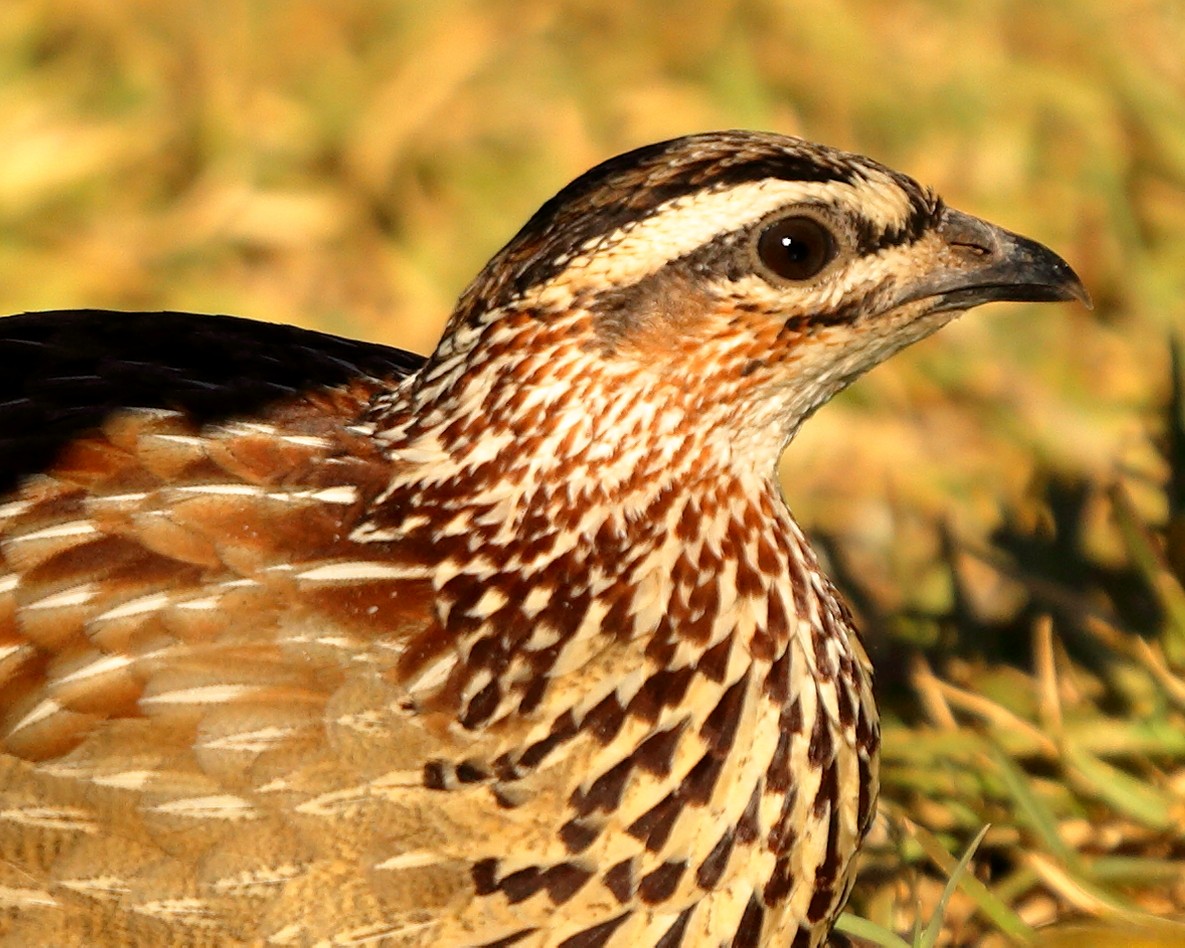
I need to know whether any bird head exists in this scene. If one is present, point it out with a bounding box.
[421,131,1088,471]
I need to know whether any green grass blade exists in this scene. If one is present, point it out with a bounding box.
[919,823,991,948]
[1064,744,1174,830]
[833,912,913,948]
[910,821,1036,944]
[987,743,1081,870]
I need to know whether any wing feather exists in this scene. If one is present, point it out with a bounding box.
[0,311,471,941]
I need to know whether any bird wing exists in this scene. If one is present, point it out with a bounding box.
[0,309,423,495]
[0,310,475,942]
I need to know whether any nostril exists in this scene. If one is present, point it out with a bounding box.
[939,208,1003,258]
[950,240,992,257]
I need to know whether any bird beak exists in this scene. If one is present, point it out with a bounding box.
[897,207,1092,313]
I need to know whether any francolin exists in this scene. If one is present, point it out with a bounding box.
[0,131,1086,946]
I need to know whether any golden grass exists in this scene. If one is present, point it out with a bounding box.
[1,2,1183,943]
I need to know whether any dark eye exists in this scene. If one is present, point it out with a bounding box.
[756,216,836,281]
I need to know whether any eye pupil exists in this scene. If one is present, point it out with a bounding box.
[756,216,835,281]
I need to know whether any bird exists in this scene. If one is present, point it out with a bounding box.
[0,130,1087,947]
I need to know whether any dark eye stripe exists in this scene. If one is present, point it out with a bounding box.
[777,285,898,333]
[853,195,944,254]
[583,200,926,342]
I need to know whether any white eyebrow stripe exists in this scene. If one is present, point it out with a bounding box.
[529,173,914,303]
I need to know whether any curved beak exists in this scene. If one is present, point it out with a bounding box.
[897,207,1091,313]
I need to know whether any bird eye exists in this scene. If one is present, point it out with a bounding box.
[756,216,836,281]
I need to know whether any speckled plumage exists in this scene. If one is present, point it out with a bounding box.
[0,131,1085,946]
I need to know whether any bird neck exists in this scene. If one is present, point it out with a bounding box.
[355,321,861,733]
[372,306,794,509]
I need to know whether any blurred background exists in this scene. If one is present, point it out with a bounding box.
[1,1,1182,944]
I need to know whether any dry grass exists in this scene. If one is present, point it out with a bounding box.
[1,2,1183,943]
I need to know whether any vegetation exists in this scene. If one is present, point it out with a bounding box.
[1,1,1182,942]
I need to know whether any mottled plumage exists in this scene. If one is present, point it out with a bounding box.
[0,131,1086,946]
